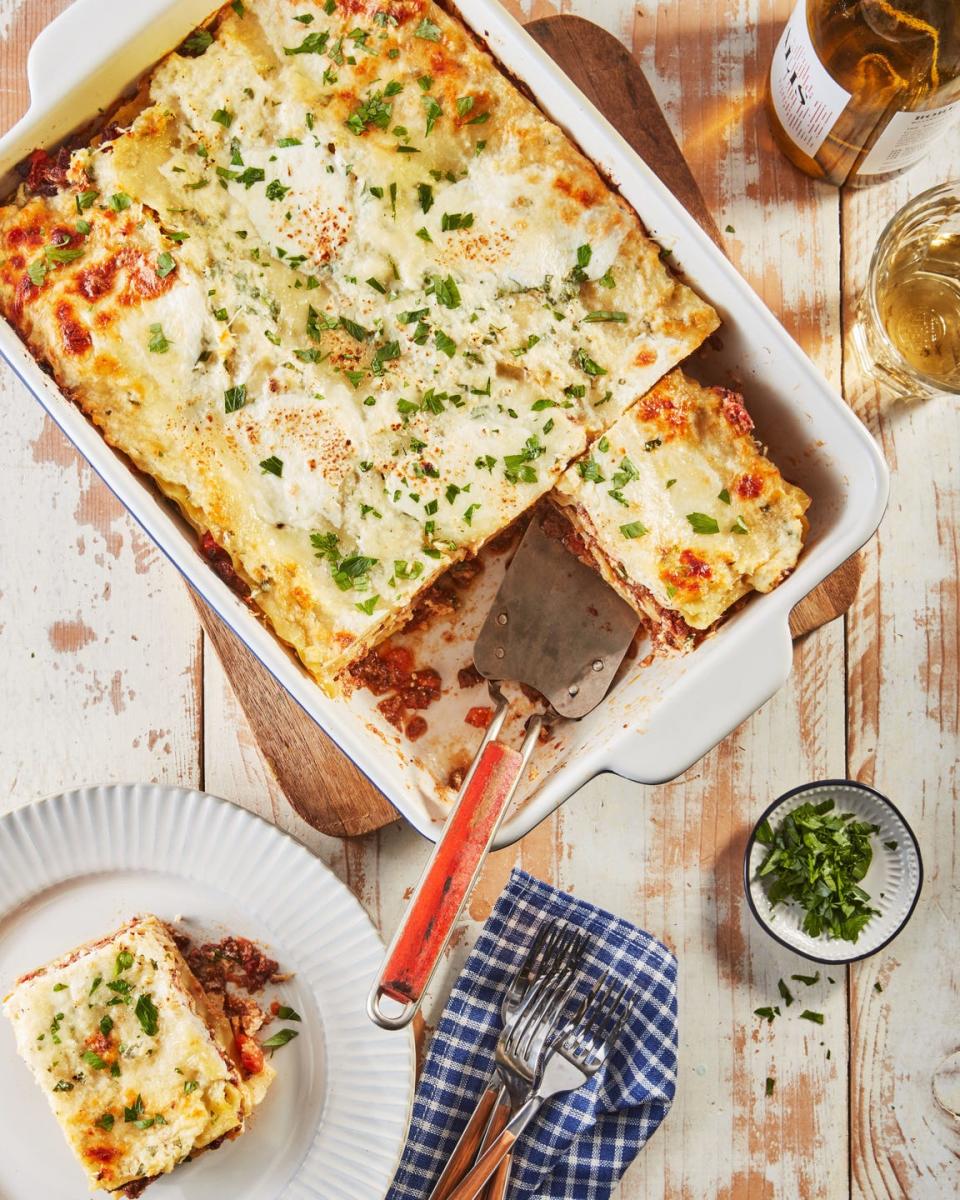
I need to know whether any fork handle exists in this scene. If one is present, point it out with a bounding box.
[478,1102,513,1200]
[446,1096,542,1200]
[428,1085,500,1200]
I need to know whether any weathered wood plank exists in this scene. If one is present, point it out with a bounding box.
[843,151,960,1198]
[0,0,202,803]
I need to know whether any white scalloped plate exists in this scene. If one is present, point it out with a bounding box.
[0,785,414,1199]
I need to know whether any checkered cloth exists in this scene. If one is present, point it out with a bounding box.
[386,868,678,1200]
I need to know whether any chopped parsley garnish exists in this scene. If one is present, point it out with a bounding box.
[97,1112,115,1129]
[212,108,234,128]
[754,1006,780,1023]
[109,192,132,212]
[569,243,592,284]
[53,1080,74,1092]
[417,182,434,213]
[366,276,387,294]
[432,275,461,309]
[463,503,480,525]
[106,979,133,996]
[414,18,442,41]
[578,458,605,483]
[584,310,627,323]
[800,1010,825,1024]
[310,532,377,592]
[791,971,820,986]
[148,324,170,354]
[644,438,661,452]
[511,334,539,357]
[356,595,379,615]
[156,252,176,278]
[284,31,330,55]
[731,516,749,535]
[83,1049,108,1070]
[718,488,731,504]
[262,1028,299,1050]
[393,560,423,581]
[90,975,103,995]
[372,340,401,373]
[339,315,371,341]
[76,189,99,211]
[434,329,456,357]
[726,224,736,234]
[620,521,648,539]
[278,136,302,147]
[610,458,639,489]
[503,435,544,484]
[778,978,794,1007]
[416,226,433,242]
[418,74,434,91]
[441,211,474,231]
[179,29,213,56]
[260,456,283,477]
[99,1015,113,1036]
[53,982,67,992]
[755,798,881,942]
[135,993,159,1036]
[765,1077,775,1096]
[224,384,247,413]
[27,259,47,286]
[422,96,443,136]
[184,1080,200,1094]
[265,179,290,201]
[686,512,720,535]
[457,95,475,117]
[574,347,606,376]
[346,88,393,135]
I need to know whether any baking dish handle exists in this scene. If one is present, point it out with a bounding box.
[604,616,795,784]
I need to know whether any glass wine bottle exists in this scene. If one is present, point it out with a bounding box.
[766,1,960,187]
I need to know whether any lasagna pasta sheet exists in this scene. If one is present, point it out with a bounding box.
[0,0,717,687]
[553,370,810,646]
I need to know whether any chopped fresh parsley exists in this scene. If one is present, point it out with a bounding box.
[148,324,170,354]
[260,456,283,477]
[356,595,379,615]
[184,1080,200,1094]
[754,1006,780,1023]
[96,1112,115,1129]
[135,993,159,1037]
[441,211,473,231]
[422,96,443,136]
[731,516,749,535]
[800,1010,825,1024]
[156,252,176,278]
[686,512,720,535]
[503,435,544,484]
[339,315,371,341]
[432,275,461,309]
[224,384,247,413]
[284,31,330,56]
[346,89,393,135]
[755,798,881,942]
[584,310,627,323]
[212,108,234,128]
[178,29,213,57]
[718,487,731,504]
[265,179,290,201]
[262,1028,299,1050]
[416,226,433,242]
[109,192,132,212]
[778,978,795,1007]
[76,189,99,211]
[83,1049,108,1070]
[765,1077,775,1096]
[414,18,442,41]
[791,972,821,986]
[578,458,605,483]
[574,347,606,376]
[417,182,434,213]
[434,329,456,357]
[53,1080,74,1092]
[620,521,648,539]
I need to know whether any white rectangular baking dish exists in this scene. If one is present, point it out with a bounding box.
[0,0,888,847]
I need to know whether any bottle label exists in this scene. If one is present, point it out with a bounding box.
[770,1,851,158]
[858,102,960,176]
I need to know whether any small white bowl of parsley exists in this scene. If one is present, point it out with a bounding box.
[744,780,923,962]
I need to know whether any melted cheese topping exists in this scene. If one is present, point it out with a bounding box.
[0,0,717,686]
[554,370,810,632]
[2,915,273,1193]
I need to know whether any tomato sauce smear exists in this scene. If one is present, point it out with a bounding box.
[350,643,443,742]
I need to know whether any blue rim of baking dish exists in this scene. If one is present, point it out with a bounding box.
[742,777,924,964]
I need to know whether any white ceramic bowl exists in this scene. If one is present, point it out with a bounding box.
[744,779,923,963]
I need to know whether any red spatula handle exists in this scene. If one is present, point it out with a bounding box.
[368,740,524,1028]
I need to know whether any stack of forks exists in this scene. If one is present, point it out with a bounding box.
[428,922,632,1200]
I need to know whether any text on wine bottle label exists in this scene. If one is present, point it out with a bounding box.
[770,0,851,159]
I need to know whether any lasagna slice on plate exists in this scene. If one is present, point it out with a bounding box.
[552,370,811,650]
[2,914,275,1196]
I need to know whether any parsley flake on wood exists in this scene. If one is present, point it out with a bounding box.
[800,1010,825,1024]
[755,798,881,942]
[754,1006,780,1023]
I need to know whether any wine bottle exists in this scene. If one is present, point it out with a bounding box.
[766,1,960,187]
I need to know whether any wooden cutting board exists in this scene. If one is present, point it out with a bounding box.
[194,14,862,838]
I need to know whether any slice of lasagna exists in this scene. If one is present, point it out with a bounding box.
[2,915,275,1196]
[0,0,718,690]
[552,370,810,650]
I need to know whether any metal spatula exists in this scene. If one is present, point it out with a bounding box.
[368,509,638,1029]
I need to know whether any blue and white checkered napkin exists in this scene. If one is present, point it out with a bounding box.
[386,868,678,1200]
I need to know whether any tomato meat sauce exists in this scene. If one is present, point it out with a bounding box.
[350,643,442,741]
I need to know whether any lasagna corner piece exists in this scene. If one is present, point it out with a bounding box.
[2,915,275,1196]
[0,0,717,690]
[552,370,810,649]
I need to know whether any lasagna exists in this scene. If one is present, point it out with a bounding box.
[0,0,718,690]
[3,915,277,1196]
[552,370,810,649]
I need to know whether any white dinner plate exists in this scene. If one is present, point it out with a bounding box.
[0,784,414,1200]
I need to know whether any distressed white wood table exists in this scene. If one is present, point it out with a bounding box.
[1,2,958,1196]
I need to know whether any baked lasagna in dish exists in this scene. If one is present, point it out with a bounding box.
[3,915,278,1196]
[552,370,811,650]
[0,0,719,690]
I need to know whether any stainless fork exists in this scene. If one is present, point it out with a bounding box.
[427,923,583,1200]
[445,973,632,1200]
